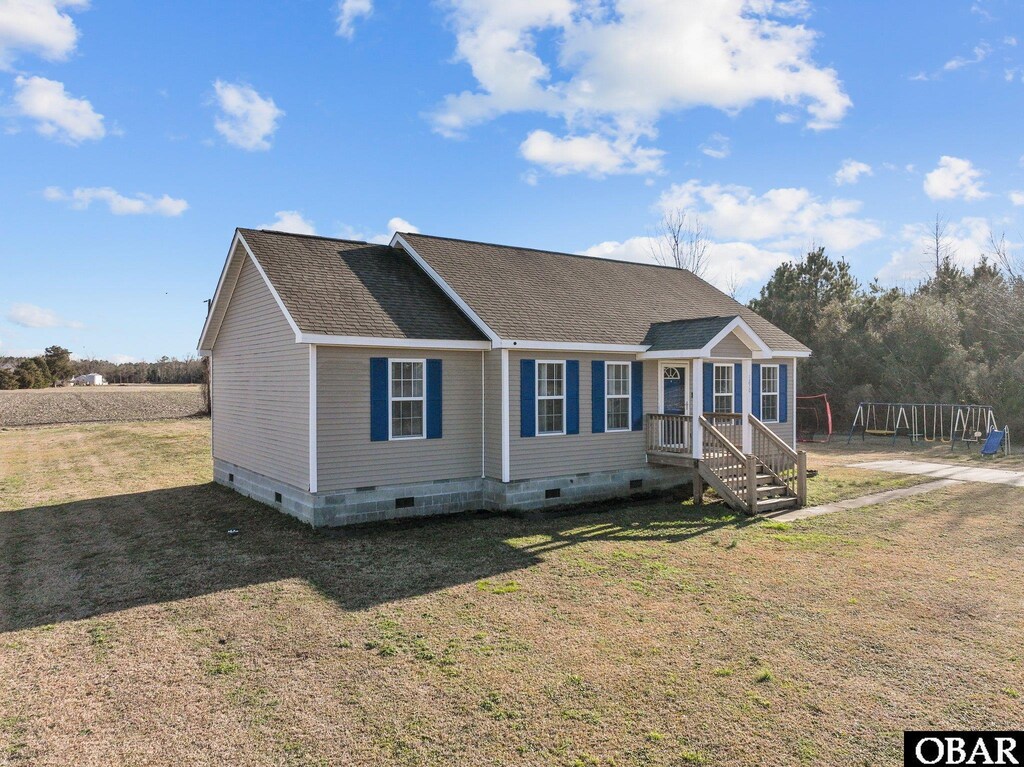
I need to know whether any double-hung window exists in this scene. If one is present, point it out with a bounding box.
[713,364,734,414]
[390,359,425,439]
[536,362,565,435]
[605,362,631,431]
[760,365,780,422]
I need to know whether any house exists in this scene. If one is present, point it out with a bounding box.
[72,373,106,386]
[198,229,811,527]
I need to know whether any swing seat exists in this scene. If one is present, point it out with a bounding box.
[865,429,895,436]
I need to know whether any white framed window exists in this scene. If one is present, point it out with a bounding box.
[389,359,425,439]
[605,362,631,431]
[760,364,780,422]
[536,361,565,435]
[713,363,734,414]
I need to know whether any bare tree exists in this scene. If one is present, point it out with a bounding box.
[722,272,742,300]
[989,230,1019,277]
[647,209,712,277]
[924,214,956,273]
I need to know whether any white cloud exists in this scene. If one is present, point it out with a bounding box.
[260,210,316,235]
[336,0,372,38]
[943,42,991,71]
[520,130,664,176]
[878,216,996,284]
[7,302,82,329]
[335,217,419,244]
[44,186,188,216]
[386,217,418,235]
[658,179,882,252]
[700,132,731,160]
[0,0,87,70]
[583,235,789,294]
[109,353,137,364]
[12,74,104,143]
[211,80,283,151]
[833,158,872,185]
[1010,191,1024,206]
[923,156,988,201]
[432,0,851,175]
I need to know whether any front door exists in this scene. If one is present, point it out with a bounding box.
[662,366,688,415]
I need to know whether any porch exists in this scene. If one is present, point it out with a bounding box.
[644,412,808,515]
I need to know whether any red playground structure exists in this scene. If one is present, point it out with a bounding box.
[796,394,833,443]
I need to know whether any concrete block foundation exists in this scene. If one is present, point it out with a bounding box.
[215,459,693,528]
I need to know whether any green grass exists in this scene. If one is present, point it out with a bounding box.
[4,420,1024,766]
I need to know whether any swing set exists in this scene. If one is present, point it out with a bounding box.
[846,401,1002,450]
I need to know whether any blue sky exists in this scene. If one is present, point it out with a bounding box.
[1,0,1022,361]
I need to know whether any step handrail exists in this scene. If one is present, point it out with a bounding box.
[748,414,798,460]
[747,413,807,506]
[698,415,745,463]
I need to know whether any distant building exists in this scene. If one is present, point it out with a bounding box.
[72,373,106,386]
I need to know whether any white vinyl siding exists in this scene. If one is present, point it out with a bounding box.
[713,364,734,414]
[605,362,631,432]
[389,359,425,439]
[760,364,779,423]
[536,361,565,436]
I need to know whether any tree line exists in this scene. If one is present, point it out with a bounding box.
[749,229,1024,438]
[0,347,206,389]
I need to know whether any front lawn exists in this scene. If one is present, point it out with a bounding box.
[1,421,1022,766]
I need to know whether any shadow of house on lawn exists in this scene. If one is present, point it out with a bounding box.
[0,482,753,633]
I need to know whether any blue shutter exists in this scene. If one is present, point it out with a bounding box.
[751,363,762,419]
[779,364,789,422]
[370,357,388,441]
[591,360,605,433]
[566,360,579,435]
[426,359,442,439]
[630,361,643,431]
[702,362,714,413]
[520,359,536,438]
[734,363,743,413]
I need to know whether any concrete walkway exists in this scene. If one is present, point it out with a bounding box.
[766,479,963,522]
[850,459,1024,488]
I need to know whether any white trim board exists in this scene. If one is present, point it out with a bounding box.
[500,348,510,483]
[309,345,318,493]
[196,230,245,352]
[298,333,490,350]
[391,233,501,344]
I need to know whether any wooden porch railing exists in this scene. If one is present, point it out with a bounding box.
[704,412,743,449]
[645,413,692,455]
[698,415,753,510]
[749,414,807,505]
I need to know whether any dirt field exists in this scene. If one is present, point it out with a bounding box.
[0,384,205,427]
[2,421,1023,766]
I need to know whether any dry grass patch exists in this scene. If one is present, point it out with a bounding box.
[1,422,1023,765]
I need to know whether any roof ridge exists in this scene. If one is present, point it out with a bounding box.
[241,227,381,247]
[401,231,710,274]
[650,315,738,326]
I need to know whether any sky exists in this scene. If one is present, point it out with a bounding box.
[1,0,1023,361]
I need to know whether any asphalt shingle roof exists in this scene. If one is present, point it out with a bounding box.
[643,316,739,352]
[400,233,810,353]
[238,229,486,341]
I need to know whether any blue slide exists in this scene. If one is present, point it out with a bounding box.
[981,429,1006,456]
